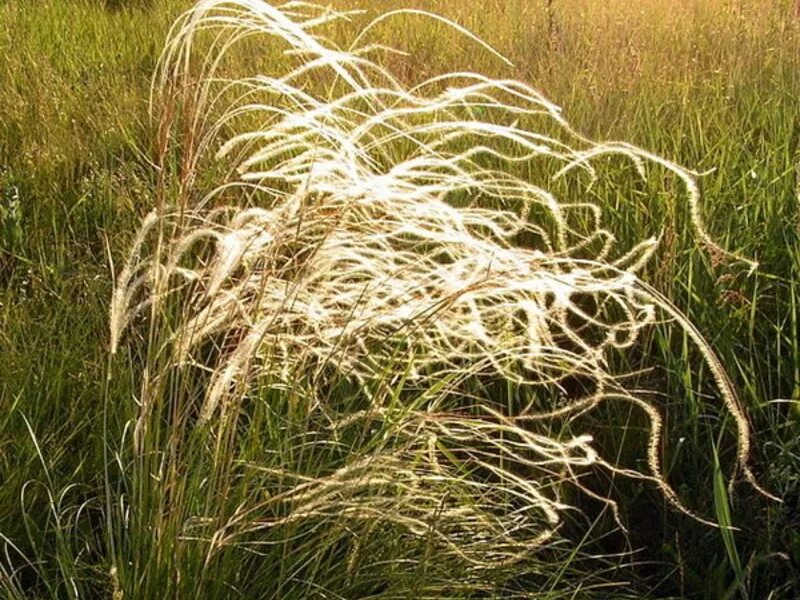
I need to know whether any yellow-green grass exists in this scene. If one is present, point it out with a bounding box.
[0,1,798,598]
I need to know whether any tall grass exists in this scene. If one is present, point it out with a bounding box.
[105,0,774,595]
[1,0,798,598]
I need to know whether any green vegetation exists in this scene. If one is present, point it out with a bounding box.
[1,1,798,598]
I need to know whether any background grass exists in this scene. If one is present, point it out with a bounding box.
[0,0,798,597]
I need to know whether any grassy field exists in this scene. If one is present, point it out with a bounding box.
[0,0,798,598]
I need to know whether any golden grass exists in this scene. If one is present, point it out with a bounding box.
[108,3,778,578]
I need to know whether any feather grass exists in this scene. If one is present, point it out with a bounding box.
[103,0,776,595]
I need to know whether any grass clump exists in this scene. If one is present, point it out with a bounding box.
[101,0,775,596]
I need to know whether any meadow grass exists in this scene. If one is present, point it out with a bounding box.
[0,1,798,598]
